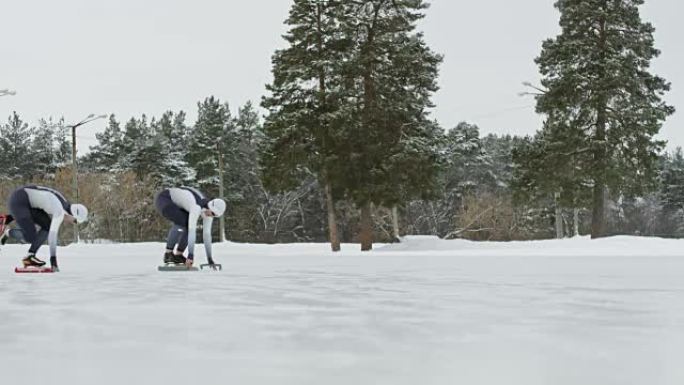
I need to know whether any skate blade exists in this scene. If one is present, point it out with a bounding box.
[158,265,198,272]
[200,264,223,271]
[15,266,55,274]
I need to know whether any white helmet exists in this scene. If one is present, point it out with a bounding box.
[70,204,89,223]
[208,199,226,217]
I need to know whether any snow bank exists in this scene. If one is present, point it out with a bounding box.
[379,235,684,257]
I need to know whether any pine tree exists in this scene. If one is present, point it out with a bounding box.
[482,134,522,191]
[535,0,674,238]
[0,112,33,180]
[657,149,684,236]
[236,101,262,145]
[189,97,232,192]
[262,0,353,252]
[53,118,71,169]
[153,111,195,185]
[88,115,124,171]
[660,149,684,213]
[32,118,57,177]
[444,123,497,200]
[223,102,266,240]
[341,0,442,250]
[118,115,150,173]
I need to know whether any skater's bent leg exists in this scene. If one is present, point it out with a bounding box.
[29,210,52,255]
[162,205,189,229]
[161,205,189,254]
[29,229,49,254]
[176,227,189,254]
[166,225,183,251]
[9,190,36,253]
[31,210,51,250]
[14,216,38,253]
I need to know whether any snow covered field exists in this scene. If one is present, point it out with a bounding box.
[1,236,684,385]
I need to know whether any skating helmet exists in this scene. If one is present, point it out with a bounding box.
[208,199,226,217]
[70,204,89,223]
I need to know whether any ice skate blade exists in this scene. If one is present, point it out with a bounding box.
[158,265,199,272]
[200,263,223,271]
[15,267,55,273]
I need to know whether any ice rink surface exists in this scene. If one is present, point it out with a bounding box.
[1,236,684,385]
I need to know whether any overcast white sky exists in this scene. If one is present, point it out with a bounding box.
[0,0,681,151]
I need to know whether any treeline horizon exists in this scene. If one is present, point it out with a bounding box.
[2,102,683,246]
[0,0,680,250]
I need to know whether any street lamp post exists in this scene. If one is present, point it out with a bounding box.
[68,114,108,243]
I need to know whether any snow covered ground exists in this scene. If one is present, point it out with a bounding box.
[1,236,684,384]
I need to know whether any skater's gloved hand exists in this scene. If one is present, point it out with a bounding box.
[64,214,76,224]
[185,258,194,268]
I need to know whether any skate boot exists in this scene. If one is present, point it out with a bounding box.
[164,252,186,265]
[163,251,174,264]
[22,254,47,268]
[171,253,187,265]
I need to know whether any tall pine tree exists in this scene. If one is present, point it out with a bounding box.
[262,0,352,252]
[342,0,442,250]
[534,0,674,238]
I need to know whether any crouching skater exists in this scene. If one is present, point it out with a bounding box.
[155,187,226,268]
[7,185,88,271]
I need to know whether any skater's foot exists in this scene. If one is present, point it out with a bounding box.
[163,251,186,265]
[163,251,174,264]
[22,254,46,267]
[171,253,186,265]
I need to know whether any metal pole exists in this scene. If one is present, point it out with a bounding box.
[217,142,226,242]
[72,125,79,243]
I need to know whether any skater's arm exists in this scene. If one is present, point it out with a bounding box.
[48,213,65,258]
[202,215,214,263]
[186,207,201,260]
[44,193,70,258]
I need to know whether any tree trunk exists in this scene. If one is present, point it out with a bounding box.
[360,202,373,251]
[315,4,339,252]
[325,181,341,252]
[591,100,608,239]
[555,207,564,239]
[392,206,400,242]
[573,208,580,237]
[592,12,608,239]
[591,184,606,238]
[217,142,226,242]
[554,192,563,239]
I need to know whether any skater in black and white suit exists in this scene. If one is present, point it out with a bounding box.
[7,185,88,270]
[155,187,226,267]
